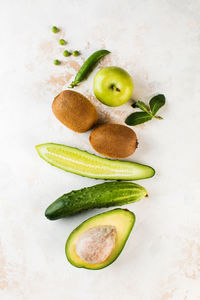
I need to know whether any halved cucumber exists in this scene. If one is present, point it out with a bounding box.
[35,143,155,180]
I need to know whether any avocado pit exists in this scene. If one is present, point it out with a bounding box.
[76,225,117,264]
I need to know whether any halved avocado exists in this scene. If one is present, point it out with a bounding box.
[65,208,135,270]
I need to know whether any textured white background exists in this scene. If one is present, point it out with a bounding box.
[0,0,200,299]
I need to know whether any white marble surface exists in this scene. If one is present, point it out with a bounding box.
[0,0,200,299]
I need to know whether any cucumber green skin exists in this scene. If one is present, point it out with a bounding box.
[35,143,155,180]
[45,182,147,220]
[69,50,110,87]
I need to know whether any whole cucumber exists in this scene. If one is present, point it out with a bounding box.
[45,181,147,220]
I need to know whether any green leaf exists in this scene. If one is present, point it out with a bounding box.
[149,94,165,115]
[134,101,150,114]
[125,112,152,126]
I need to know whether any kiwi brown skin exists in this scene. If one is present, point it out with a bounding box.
[52,90,98,133]
[89,124,138,158]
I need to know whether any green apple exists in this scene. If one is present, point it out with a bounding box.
[93,66,133,107]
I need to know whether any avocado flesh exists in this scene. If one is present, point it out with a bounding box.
[65,209,135,270]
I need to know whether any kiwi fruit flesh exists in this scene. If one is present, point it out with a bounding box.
[90,124,138,158]
[52,90,98,133]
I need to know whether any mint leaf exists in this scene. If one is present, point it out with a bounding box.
[134,101,150,114]
[127,94,165,125]
[149,94,165,115]
[125,112,152,126]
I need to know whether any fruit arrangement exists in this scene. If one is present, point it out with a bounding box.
[36,27,165,270]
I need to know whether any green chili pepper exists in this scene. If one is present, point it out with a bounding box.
[69,49,110,88]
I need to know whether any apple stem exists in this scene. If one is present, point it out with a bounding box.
[110,84,120,92]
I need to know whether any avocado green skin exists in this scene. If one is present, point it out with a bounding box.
[35,143,155,180]
[65,208,135,270]
[45,181,147,220]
